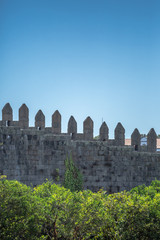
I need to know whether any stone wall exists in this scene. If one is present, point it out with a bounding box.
[73,142,160,192]
[0,103,158,152]
[0,126,160,193]
[0,127,69,186]
[0,103,160,193]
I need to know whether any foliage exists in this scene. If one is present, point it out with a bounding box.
[64,155,83,192]
[1,176,160,239]
[0,175,46,240]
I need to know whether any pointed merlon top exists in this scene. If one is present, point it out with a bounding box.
[68,115,77,127]
[68,115,77,134]
[52,110,61,133]
[131,128,140,137]
[19,103,29,111]
[52,110,61,122]
[147,128,157,137]
[2,103,12,114]
[99,121,109,141]
[115,122,125,132]
[19,104,29,117]
[84,116,93,125]
[69,115,76,122]
[2,103,13,121]
[100,121,108,130]
[35,110,45,121]
[52,110,61,117]
[83,116,93,140]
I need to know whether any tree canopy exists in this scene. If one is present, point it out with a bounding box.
[1,175,160,239]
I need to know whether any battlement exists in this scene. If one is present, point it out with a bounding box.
[0,103,158,152]
[1,103,160,192]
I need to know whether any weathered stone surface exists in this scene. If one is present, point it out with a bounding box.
[0,103,160,193]
[2,103,13,124]
[0,126,160,193]
[68,116,77,139]
[99,121,109,141]
[131,128,140,151]
[19,104,29,129]
[114,122,125,146]
[35,110,45,129]
[83,117,93,140]
[52,110,61,134]
[147,128,157,152]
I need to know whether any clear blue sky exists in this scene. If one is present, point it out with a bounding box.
[0,0,160,138]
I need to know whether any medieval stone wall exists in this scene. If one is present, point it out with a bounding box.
[0,103,160,193]
[0,103,158,152]
[0,126,160,193]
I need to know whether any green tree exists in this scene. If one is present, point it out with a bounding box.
[64,155,83,192]
[0,176,46,240]
[2,176,160,239]
[34,181,75,239]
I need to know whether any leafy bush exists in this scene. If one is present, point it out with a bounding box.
[0,176,46,240]
[64,155,83,192]
[1,175,160,240]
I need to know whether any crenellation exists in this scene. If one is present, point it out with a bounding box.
[147,128,157,152]
[52,110,61,134]
[131,128,140,151]
[19,104,29,129]
[114,122,125,146]
[35,110,45,129]
[99,121,109,141]
[2,103,13,127]
[68,116,77,139]
[83,116,93,140]
[0,103,158,152]
[0,103,160,193]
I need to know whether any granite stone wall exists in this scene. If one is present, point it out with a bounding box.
[0,126,160,193]
[0,103,159,193]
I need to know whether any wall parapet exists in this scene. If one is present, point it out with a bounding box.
[0,103,158,152]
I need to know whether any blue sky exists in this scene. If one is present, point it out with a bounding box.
[0,0,160,138]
